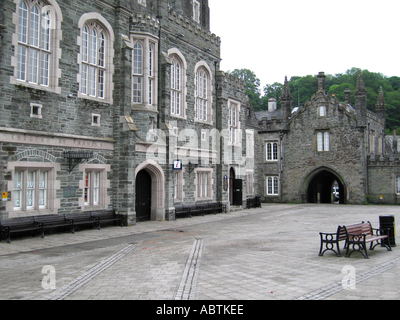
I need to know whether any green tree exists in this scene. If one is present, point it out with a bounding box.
[229,69,262,111]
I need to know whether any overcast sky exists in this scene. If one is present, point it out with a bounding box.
[208,0,399,89]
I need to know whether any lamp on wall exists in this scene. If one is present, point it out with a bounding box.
[63,150,93,173]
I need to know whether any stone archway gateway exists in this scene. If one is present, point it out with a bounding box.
[135,160,165,221]
[302,167,347,204]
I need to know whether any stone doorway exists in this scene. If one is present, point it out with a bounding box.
[305,168,346,204]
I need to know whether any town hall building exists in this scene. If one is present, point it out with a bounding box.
[0,0,399,227]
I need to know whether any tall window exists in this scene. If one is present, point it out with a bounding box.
[171,56,182,116]
[14,169,49,211]
[78,13,114,103]
[195,67,210,121]
[193,0,200,23]
[16,1,51,86]
[266,176,279,195]
[81,22,106,99]
[317,131,330,151]
[132,41,143,104]
[396,176,400,195]
[229,101,239,144]
[266,142,278,161]
[195,169,212,200]
[84,171,100,206]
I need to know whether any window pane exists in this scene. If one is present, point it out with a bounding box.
[39,171,47,208]
[18,1,28,44]
[267,177,272,195]
[133,42,143,75]
[93,172,99,205]
[41,10,51,51]
[90,29,97,65]
[396,176,400,194]
[29,48,39,83]
[98,69,104,98]
[89,66,96,96]
[81,64,88,94]
[17,45,27,81]
[82,26,88,62]
[324,132,330,151]
[98,32,105,67]
[27,171,35,209]
[317,132,323,151]
[273,177,279,195]
[30,6,40,47]
[84,172,90,205]
[133,76,142,103]
[40,52,49,86]
[14,171,22,209]
[273,143,278,160]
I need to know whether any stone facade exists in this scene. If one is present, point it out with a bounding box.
[256,72,400,205]
[0,0,254,223]
[1,0,399,225]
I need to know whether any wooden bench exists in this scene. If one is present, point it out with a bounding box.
[34,215,72,236]
[319,222,392,259]
[175,202,227,219]
[0,217,44,244]
[91,210,124,229]
[64,212,99,234]
[344,221,392,259]
[246,196,261,209]
[319,225,347,257]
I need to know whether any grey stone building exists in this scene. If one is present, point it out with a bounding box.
[0,0,254,224]
[1,0,399,228]
[256,72,400,205]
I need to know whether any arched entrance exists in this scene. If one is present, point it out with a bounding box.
[135,170,152,222]
[135,160,165,221]
[303,167,347,204]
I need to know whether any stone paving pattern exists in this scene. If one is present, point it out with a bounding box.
[0,204,399,300]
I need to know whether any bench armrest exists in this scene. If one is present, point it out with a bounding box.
[372,227,390,236]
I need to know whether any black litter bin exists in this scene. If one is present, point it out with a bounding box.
[379,215,396,247]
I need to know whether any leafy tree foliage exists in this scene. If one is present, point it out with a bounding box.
[230,68,400,132]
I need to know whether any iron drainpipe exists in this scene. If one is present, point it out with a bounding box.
[214,61,219,202]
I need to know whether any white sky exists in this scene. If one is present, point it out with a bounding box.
[208,0,400,89]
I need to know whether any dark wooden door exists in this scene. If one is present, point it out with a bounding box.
[232,179,243,206]
[135,170,152,222]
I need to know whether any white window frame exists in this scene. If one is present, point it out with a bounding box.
[396,176,400,195]
[131,35,158,107]
[77,13,115,104]
[11,0,62,94]
[317,131,330,152]
[229,99,241,146]
[194,168,213,201]
[194,61,213,124]
[319,106,326,117]
[168,49,187,119]
[7,161,61,217]
[79,164,111,211]
[266,142,278,161]
[266,176,279,196]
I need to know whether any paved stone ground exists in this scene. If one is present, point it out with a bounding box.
[0,204,399,301]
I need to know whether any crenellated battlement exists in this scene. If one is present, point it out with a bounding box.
[217,71,246,91]
[368,155,400,166]
[131,12,160,34]
[167,9,220,46]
